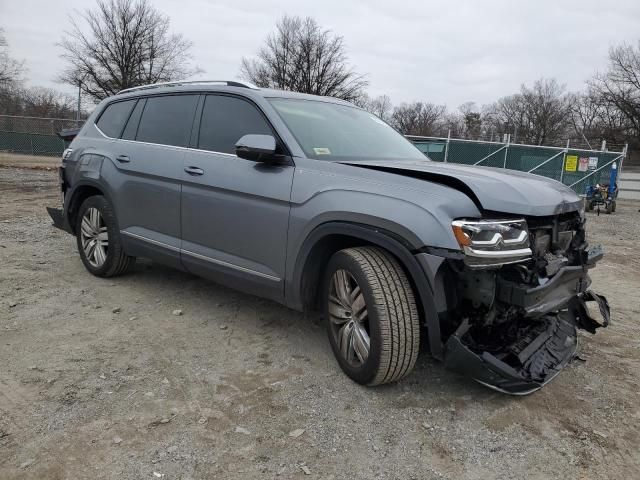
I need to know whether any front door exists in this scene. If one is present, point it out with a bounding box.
[180,94,294,301]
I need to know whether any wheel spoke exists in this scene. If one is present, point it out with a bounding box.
[98,227,109,248]
[81,217,94,237]
[328,300,351,324]
[338,321,355,361]
[351,292,366,319]
[328,267,371,368]
[334,270,352,307]
[91,246,99,264]
[85,239,96,260]
[351,323,370,363]
[349,285,361,303]
[89,208,99,231]
[95,244,106,265]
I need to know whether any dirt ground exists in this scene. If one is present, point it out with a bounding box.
[0,153,59,170]
[1,166,639,480]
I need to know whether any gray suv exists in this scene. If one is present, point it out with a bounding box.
[48,80,610,394]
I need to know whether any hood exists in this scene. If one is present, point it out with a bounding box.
[340,159,583,217]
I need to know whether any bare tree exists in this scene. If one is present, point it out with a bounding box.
[589,42,640,145]
[568,92,601,141]
[356,93,393,121]
[240,15,368,102]
[390,102,446,136]
[459,102,482,139]
[350,91,371,109]
[58,0,201,102]
[569,90,634,149]
[0,86,79,118]
[368,95,393,122]
[22,87,77,118]
[484,79,570,145]
[0,28,25,88]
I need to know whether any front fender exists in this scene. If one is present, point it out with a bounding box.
[287,189,466,252]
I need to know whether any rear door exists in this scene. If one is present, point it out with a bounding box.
[180,94,294,301]
[112,94,199,267]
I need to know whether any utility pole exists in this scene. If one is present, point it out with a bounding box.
[76,80,82,124]
[76,74,88,125]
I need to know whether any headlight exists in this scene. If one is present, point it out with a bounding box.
[451,219,532,267]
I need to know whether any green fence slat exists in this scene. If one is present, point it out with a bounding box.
[411,139,624,194]
[0,130,65,157]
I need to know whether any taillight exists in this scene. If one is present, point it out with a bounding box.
[62,148,73,162]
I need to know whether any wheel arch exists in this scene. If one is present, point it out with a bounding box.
[288,221,443,358]
[66,181,113,234]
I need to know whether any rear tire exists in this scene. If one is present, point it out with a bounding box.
[605,201,613,214]
[76,195,135,277]
[323,246,420,386]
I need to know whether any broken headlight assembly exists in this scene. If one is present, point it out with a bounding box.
[451,219,532,267]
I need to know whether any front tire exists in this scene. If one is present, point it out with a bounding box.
[323,247,420,386]
[76,195,135,277]
[585,199,593,212]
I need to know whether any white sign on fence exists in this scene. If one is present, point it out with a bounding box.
[588,157,599,170]
[578,157,589,172]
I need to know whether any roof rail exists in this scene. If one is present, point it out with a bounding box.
[117,80,259,95]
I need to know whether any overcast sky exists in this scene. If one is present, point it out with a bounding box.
[2,0,640,109]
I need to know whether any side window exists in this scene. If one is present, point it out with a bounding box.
[136,95,198,147]
[198,95,273,154]
[121,99,145,140]
[96,100,136,138]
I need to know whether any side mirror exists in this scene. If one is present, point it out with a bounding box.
[235,134,277,162]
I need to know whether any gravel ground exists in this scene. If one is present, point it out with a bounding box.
[0,153,60,170]
[1,166,639,480]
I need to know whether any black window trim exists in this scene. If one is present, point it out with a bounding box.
[94,91,292,161]
[121,97,146,141]
[94,98,138,140]
[194,92,292,158]
[131,93,200,148]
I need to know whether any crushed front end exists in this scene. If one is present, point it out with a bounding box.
[437,212,610,394]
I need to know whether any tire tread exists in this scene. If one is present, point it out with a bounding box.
[76,195,135,278]
[338,246,420,385]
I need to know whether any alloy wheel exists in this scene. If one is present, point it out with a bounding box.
[328,269,370,367]
[80,207,109,268]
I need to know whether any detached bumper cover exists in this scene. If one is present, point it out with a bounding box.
[46,207,73,234]
[46,165,72,234]
[443,290,609,395]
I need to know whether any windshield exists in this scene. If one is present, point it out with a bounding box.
[269,98,427,161]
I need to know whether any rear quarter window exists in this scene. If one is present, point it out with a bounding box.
[96,100,136,138]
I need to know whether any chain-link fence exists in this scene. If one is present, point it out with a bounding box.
[0,115,83,157]
[409,135,627,195]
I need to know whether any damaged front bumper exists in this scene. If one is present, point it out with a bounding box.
[433,243,610,395]
[444,291,609,394]
[47,206,73,234]
[46,166,73,234]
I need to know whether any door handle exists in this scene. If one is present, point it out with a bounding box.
[184,166,204,176]
[116,155,130,163]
